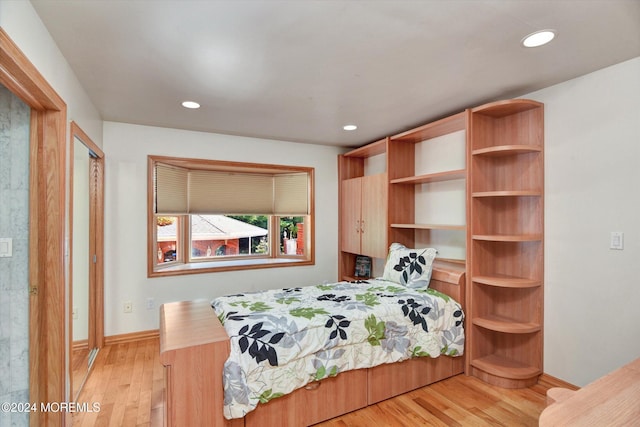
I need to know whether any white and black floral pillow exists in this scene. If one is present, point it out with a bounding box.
[382,243,437,288]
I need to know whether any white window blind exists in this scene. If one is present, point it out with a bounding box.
[154,162,310,215]
[189,170,274,214]
[274,173,309,215]
[155,163,188,214]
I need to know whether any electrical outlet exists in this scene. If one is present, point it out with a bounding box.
[123,301,133,313]
[146,297,155,310]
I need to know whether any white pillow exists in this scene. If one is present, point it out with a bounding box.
[382,243,437,288]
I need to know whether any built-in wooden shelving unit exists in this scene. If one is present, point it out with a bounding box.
[467,99,544,388]
[338,98,544,390]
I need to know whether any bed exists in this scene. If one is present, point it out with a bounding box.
[160,255,466,427]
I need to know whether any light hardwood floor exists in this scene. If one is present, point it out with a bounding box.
[74,338,557,426]
[73,338,164,427]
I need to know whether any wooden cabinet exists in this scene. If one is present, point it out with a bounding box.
[338,139,388,280]
[467,99,544,388]
[340,174,387,258]
[159,300,243,427]
[245,369,368,427]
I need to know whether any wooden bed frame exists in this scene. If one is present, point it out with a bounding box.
[159,261,466,427]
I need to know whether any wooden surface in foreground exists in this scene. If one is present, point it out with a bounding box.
[74,338,557,427]
[539,357,640,427]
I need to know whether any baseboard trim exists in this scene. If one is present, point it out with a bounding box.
[72,339,88,351]
[539,373,579,390]
[104,329,160,346]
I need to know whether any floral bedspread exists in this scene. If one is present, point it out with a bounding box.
[212,279,464,419]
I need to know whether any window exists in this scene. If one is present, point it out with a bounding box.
[148,156,314,277]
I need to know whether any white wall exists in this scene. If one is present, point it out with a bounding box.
[0,0,103,147]
[527,57,640,386]
[103,122,342,336]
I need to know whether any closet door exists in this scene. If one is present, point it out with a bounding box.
[340,177,362,254]
[360,173,388,259]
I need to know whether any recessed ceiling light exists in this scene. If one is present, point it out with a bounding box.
[522,30,556,48]
[343,124,358,131]
[181,101,200,109]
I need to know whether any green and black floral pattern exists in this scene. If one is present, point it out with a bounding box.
[212,279,464,419]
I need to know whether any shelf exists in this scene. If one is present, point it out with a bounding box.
[472,190,541,198]
[471,99,543,117]
[390,169,465,185]
[473,315,541,334]
[467,99,544,389]
[471,354,541,380]
[342,275,372,282]
[473,275,541,288]
[472,145,542,157]
[472,234,542,242]
[391,111,467,143]
[392,223,466,231]
[343,138,387,158]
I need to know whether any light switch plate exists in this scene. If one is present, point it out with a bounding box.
[610,232,624,250]
[0,238,12,257]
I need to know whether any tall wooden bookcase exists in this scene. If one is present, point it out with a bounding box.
[338,99,544,389]
[467,99,544,388]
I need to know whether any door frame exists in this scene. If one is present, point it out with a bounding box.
[0,28,67,426]
[69,121,105,399]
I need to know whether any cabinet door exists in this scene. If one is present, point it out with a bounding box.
[341,178,362,254]
[361,173,388,259]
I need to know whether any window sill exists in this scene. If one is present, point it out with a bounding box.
[149,257,314,277]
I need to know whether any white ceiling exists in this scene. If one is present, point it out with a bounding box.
[31,0,640,148]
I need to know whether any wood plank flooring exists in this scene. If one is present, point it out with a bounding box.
[73,338,164,427]
[74,338,556,426]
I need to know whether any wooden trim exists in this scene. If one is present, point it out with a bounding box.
[1,27,68,427]
[149,155,313,174]
[0,30,65,110]
[68,118,76,401]
[92,155,105,347]
[539,373,580,391]
[27,113,42,424]
[104,329,160,346]
[33,102,67,427]
[390,111,467,143]
[70,121,105,349]
[72,340,89,352]
[68,122,105,402]
[70,121,104,157]
[343,137,387,158]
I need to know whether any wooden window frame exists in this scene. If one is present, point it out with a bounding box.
[148,155,315,277]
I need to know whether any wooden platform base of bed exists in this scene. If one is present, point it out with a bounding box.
[159,263,466,426]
